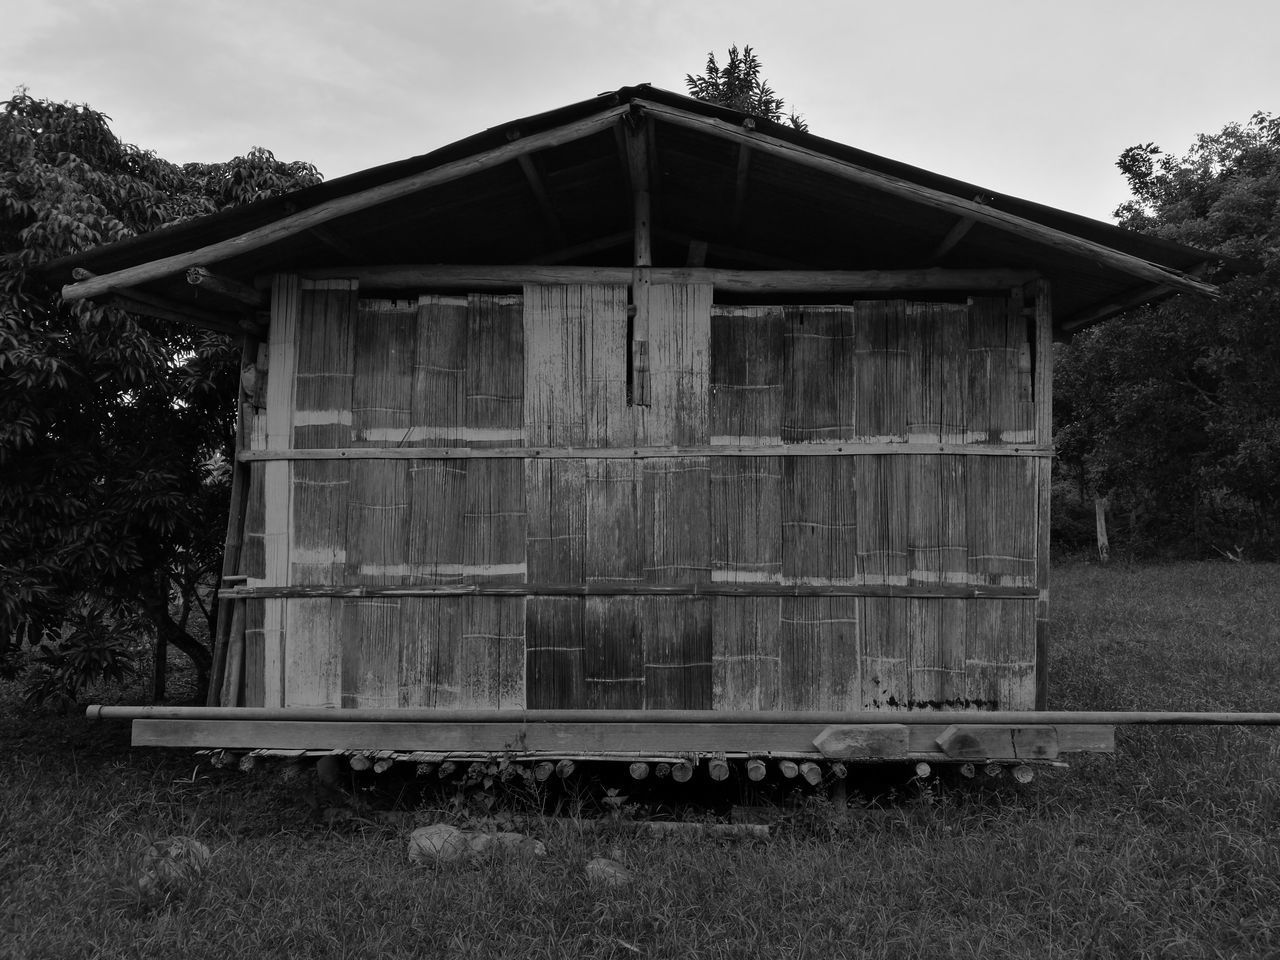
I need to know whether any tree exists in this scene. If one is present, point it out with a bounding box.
[1054,113,1280,557]
[686,45,808,132]
[0,90,322,705]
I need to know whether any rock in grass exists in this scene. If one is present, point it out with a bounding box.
[467,831,546,858]
[138,836,211,892]
[407,824,471,864]
[584,856,632,888]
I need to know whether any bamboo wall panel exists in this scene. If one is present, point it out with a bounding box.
[397,598,461,707]
[778,597,860,709]
[246,280,1048,715]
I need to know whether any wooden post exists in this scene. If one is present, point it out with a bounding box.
[152,631,167,703]
[1031,278,1053,710]
[624,116,652,405]
[1095,497,1110,563]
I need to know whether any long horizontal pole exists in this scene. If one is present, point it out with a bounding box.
[287,264,1036,292]
[86,706,1280,726]
[237,442,1051,462]
[219,583,1037,601]
[59,104,631,303]
[634,99,1219,300]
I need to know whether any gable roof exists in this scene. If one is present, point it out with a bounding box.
[47,84,1216,333]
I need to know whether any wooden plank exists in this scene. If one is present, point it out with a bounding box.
[782,457,858,580]
[625,119,652,406]
[966,456,1036,586]
[410,295,470,445]
[812,724,909,759]
[586,459,644,583]
[398,598,461,708]
[711,456,782,583]
[853,300,908,442]
[965,598,1036,710]
[584,597,644,709]
[523,284,585,447]
[779,597,859,710]
[633,98,1219,297]
[284,598,342,707]
[1032,280,1053,709]
[353,298,416,445]
[340,598,400,708]
[226,581,1039,600]
[906,304,943,441]
[288,265,1047,293]
[525,459,585,583]
[644,457,710,583]
[61,105,632,302]
[906,598,966,707]
[855,455,908,584]
[459,597,525,708]
[783,306,852,442]
[525,597,584,708]
[710,305,784,445]
[860,597,907,708]
[130,719,1117,755]
[935,724,1058,760]
[643,598,711,710]
[638,283,712,445]
[581,284,633,446]
[240,442,1054,461]
[407,461,466,582]
[346,459,410,584]
[711,597,781,710]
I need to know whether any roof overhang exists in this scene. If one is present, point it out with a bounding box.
[46,85,1218,336]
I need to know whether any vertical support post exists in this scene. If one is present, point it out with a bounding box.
[261,274,300,708]
[1030,278,1053,710]
[207,334,259,705]
[625,114,652,406]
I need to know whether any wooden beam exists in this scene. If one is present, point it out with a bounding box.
[731,142,752,228]
[237,441,1052,461]
[1060,282,1174,332]
[186,266,268,307]
[129,719,1115,755]
[107,294,245,337]
[59,103,631,302]
[635,98,1219,299]
[927,215,976,263]
[527,231,632,266]
[514,151,567,247]
[624,114,652,405]
[288,264,1037,291]
[221,582,1037,601]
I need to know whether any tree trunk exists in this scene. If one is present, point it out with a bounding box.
[147,581,212,704]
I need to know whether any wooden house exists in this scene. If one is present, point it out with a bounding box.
[58,86,1216,769]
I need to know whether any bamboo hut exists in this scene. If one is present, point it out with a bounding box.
[55,86,1217,769]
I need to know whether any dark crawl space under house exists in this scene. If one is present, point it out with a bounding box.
[55,85,1218,773]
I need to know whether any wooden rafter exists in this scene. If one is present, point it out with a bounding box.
[288,264,1037,291]
[514,150,567,248]
[635,98,1219,299]
[60,103,631,303]
[731,142,752,228]
[927,215,976,263]
[186,266,267,307]
[1060,282,1174,332]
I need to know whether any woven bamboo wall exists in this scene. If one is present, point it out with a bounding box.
[231,277,1044,712]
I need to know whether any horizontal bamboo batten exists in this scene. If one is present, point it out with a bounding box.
[222,582,1039,600]
[88,705,1280,726]
[238,442,1053,462]
[286,265,1039,293]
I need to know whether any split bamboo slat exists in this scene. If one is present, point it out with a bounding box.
[237,276,1047,717]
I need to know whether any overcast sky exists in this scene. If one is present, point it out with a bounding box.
[5,0,1277,223]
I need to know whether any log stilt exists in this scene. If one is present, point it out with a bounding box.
[533,761,555,782]
[349,754,372,772]
[778,760,799,779]
[707,757,730,782]
[1012,765,1035,784]
[555,759,576,779]
[746,758,767,782]
[654,762,671,779]
[671,760,694,783]
[629,761,650,780]
[983,762,1003,778]
[438,761,458,779]
[914,761,932,779]
[799,762,823,786]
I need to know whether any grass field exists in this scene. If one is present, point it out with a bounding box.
[3,562,1279,959]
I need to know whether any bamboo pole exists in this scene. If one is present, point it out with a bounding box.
[237,441,1053,462]
[634,99,1218,299]
[59,104,632,303]
[86,705,1280,726]
[287,264,1038,293]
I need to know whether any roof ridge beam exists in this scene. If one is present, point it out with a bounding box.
[633,98,1218,299]
[60,103,631,303]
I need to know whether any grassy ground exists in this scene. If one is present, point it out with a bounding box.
[2,562,1279,959]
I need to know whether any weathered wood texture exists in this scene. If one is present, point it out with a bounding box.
[224,280,1046,715]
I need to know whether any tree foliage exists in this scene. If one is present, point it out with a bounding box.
[0,90,321,704]
[686,45,808,132]
[1054,113,1280,557]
